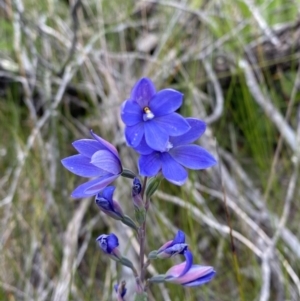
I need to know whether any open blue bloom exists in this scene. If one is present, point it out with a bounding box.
[165,262,215,287]
[121,78,190,152]
[95,186,124,220]
[137,118,217,185]
[61,130,122,198]
[96,233,121,261]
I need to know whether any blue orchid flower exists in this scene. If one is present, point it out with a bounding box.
[61,130,122,198]
[121,78,190,152]
[137,118,217,185]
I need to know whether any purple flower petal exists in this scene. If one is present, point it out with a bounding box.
[91,150,122,175]
[180,250,193,277]
[106,233,119,253]
[95,193,114,211]
[95,187,116,213]
[172,230,185,245]
[138,153,161,176]
[121,100,143,126]
[150,89,183,116]
[161,153,187,185]
[158,240,173,253]
[166,262,187,278]
[71,174,119,198]
[157,231,189,259]
[132,137,154,155]
[144,121,169,151]
[97,233,119,254]
[112,200,124,216]
[90,130,119,158]
[153,113,190,137]
[131,78,156,108]
[170,118,206,146]
[61,154,107,177]
[125,123,144,147]
[183,270,216,287]
[170,145,217,169]
[72,139,104,158]
[166,263,215,287]
[84,174,119,196]
[100,186,116,201]
[95,188,124,219]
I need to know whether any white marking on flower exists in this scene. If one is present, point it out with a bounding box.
[143,106,154,121]
[166,141,173,151]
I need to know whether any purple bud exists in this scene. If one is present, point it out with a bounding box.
[95,186,124,220]
[114,282,127,300]
[96,233,121,261]
[131,177,144,208]
[157,230,187,258]
[165,262,215,287]
[132,177,142,196]
[154,230,193,276]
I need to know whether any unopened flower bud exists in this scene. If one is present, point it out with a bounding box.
[132,177,144,208]
[114,281,127,301]
[131,177,146,225]
[95,186,124,220]
[96,233,122,262]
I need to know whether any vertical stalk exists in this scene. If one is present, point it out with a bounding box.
[139,177,148,283]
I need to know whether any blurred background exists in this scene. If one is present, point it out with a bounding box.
[1,0,300,300]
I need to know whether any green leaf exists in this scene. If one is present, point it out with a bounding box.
[120,256,134,269]
[148,274,167,283]
[121,168,136,179]
[121,215,138,231]
[134,207,146,225]
[148,250,158,259]
[145,177,161,198]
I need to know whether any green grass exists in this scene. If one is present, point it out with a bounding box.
[0,0,300,300]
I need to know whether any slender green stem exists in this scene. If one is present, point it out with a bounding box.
[139,177,148,283]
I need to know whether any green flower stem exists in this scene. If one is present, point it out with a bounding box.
[139,177,148,284]
[138,223,146,281]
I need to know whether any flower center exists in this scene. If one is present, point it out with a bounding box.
[143,106,154,121]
